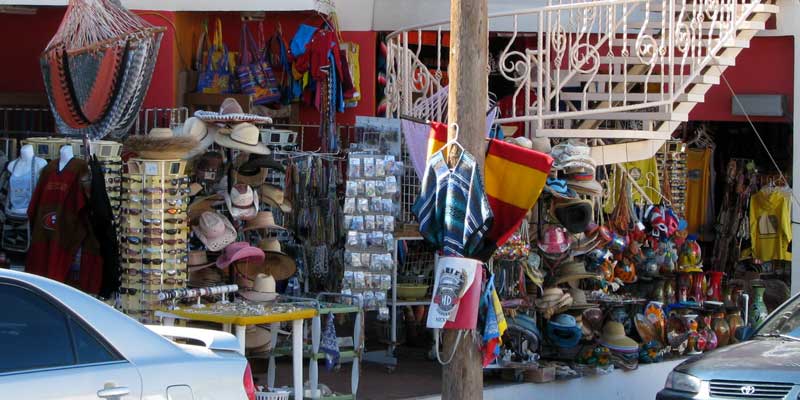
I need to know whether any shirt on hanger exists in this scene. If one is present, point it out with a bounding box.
[413,149,493,258]
[603,157,662,214]
[685,148,715,240]
[749,190,792,262]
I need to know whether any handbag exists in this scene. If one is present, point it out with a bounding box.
[197,19,235,94]
[266,25,295,104]
[2,215,30,252]
[236,22,281,105]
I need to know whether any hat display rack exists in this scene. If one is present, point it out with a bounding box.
[118,158,190,323]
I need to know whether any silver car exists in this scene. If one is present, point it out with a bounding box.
[657,291,800,400]
[0,269,256,399]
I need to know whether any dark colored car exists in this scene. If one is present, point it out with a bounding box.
[657,293,800,400]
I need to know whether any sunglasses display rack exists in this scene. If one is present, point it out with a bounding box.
[87,141,125,218]
[657,141,687,216]
[119,158,190,323]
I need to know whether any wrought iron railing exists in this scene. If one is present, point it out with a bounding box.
[385,0,770,137]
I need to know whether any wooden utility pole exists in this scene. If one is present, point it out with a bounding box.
[443,0,488,399]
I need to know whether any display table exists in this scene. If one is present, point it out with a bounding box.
[157,305,317,400]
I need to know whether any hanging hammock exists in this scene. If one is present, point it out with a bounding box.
[40,0,164,139]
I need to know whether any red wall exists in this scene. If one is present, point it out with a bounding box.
[0,7,176,109]
[689,36,794,122]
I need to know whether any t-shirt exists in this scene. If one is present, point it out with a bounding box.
[749,190,792,262]
[686,148,715,240]
[603,157,662,214]
[413,150,494,257]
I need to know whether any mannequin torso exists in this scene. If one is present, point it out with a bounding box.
[59,145,74,172]
[8,145,46,177]
[6,144,46,216]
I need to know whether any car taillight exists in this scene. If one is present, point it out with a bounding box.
[243,362,256,400]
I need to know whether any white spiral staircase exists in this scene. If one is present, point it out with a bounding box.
[385,0,779,164]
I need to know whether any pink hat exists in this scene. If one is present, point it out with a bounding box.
[217,242,265,269]
[193,211,236,252]
[537,225,572,254]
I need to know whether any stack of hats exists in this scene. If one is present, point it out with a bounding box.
[536,287,573,319]
[599,321,639,370]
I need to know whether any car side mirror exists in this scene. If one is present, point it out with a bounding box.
[735,326,754,341]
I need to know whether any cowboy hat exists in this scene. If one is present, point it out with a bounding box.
[193,151,225,184]
[554,198,594,234]
[217,241,265,269]
[187,249,216,271]
[243,211,286,232]
[535,287,573,319]
[537,225,572,254]
[240,154,286,173]
[125,128,199,160]
[245,325,272,353]
[188,193,224,222]
[258,238,297,280]
[214,123,270,155]
[232,167,268,187]
[546,313,583,349]
[261,184,292,213]
[188,265,224,288]
[552,261,601,286]
[225,184,259,220]
[568,178,604,197]
[182,117,216,159]
[239,273,278,302]
[194,97,274,125]
[192,211,236,251]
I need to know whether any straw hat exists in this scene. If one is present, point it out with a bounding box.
[261,184,292,213]
[225,184,259,220]
[568,288,598,310]
[535,287,573,319]
[125,128,199,160]
[187,250,215,271]
[192,211,236,251]
[239,273,277,302]
[568,178,604,197]
[214,123,270,155]
[552,261,601,286]
[243,211,286,232]
[550,142,596,173]
[599,321,639,352]
[183,117,216,159]
[194,97,274,125]
[258,238,297,280]
[245,325,272,352]
[188,266,223,288]
[217,242,265,269]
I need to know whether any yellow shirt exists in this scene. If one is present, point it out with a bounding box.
[749,190,792,262]
[603,157,661,213]
[685,148,713,239]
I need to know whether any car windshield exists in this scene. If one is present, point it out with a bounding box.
[756,293,800,339]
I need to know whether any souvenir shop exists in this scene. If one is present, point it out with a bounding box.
[0,0,796,397]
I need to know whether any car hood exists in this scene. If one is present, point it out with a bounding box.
[677,338,800,382]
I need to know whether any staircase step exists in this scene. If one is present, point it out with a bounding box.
[557,92,703,103]
[589,139,668,166]
[543,72,719,86]
[646,3,779,15]
[534,128,674,140]
[612,38,750,49]
[622,20,766,32]
[557,111,689,122]
[597,56,736,66]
